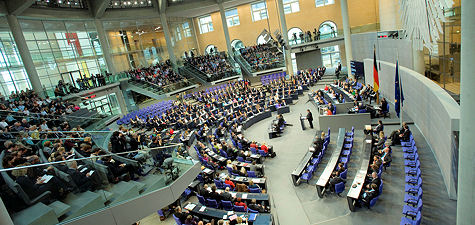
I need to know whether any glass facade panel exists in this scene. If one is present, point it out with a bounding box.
[251,2,268,21]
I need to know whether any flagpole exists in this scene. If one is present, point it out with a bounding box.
[397,49,403,125]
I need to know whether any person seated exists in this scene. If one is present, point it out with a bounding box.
[220,187,233,201]
[360,183,379,207]
[208,185,221,201]
[313,132,325,152]
[372,131,386,152]
[380,148,392,168]
[277,114,285,128]
[173,206,189,224]
[373,155,383,169]
[12,165,68,200]
[224,176,235,190]
[248,180,260,189]
[200,184,210,198]
[65,161,95,192]
[373,120,384,134]
[336,162,346,174]
[102,156,137,183]
[376,98,389,116]
[248,198,268,213]
[327,102,335,114]
[235,183,249,192]
[327,171,344,192]
[389,122,410,145]
[365,172,381,189]
[234,197,247,210]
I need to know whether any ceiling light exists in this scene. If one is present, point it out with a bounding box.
[148,0,151,3]
[58,0,62,3]
[134,1,138,4]
[114,2,118,5]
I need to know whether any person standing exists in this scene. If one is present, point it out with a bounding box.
[306,109,314,129]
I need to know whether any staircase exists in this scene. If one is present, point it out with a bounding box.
[11,169,182,225]
[179,66,210,85]
[127,80,167,100]
[234,54,253,77]
[319,69,338,85]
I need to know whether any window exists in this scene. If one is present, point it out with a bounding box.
[315,0,334,7]
[182,22,192,37]
[283,0,299,14]
[231,39,244,51]
[321,45,340,68]
[319,21,337,39]
[175,26,182,41]
[205,45,217,55]
[251,1,268,21]
[257,35,267,45]
[225,9,240,27]
[198,15,213,34]
[287,27,303,45]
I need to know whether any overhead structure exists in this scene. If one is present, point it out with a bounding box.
[399,0,453,53]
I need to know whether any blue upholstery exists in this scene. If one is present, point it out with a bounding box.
[335,182,345,196]
[221,200,233,211]
[173,214,183,225]
[340,169,347,179]
[233,205,246,212]
[206,199,219,208]
[247,171,257,178]
[249,188,261,193]
[197,194,206,205]
[368,196,379,209]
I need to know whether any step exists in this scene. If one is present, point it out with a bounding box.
[130,180,147,193]
[13,203,58,225]
[48,201,71,218]
[95,190,115,203]
[140,174,167,194]
[63,191,105,221]
[108,181,140,205]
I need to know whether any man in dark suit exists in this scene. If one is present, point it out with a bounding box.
[306,109,314,129]
[373,120,384,134]
[220,187,233,201]
[327,171,344,192]
[208,185,221,201]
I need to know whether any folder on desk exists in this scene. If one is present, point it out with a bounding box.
[249,213,257,221]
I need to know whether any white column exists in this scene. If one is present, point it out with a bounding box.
[159,12,177,68]
[276,0,293,76]
[114,87,128,115]
[218,2,233,58]
[340,0,353,78]
[94,19,116,75]
[7,15,44,97]
[457,0,475,224]
[412,49,425,75]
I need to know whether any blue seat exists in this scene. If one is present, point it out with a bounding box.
[334,182,345,196]
[250,147,258,154]
[247,171,257,178]
[214,179,224,189]
[340,169,347,179]
[249,188,261,193]
[197,194,206,205]
[221,200,233,211]
[224,184,233,191]
[403,200,423,219]
[233,205,247,212]
[400,211,422,225]
[207,199,219,208]
[173,214,183,225]
[258,150,268,157]
[339,156,348,164]
[404,187,423,206]
[237,156,245,162]
[248,208,259,213]
[368,196,379,209]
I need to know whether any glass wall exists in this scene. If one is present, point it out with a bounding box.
[424,7,461,95]
[19,20,106,91]
[321,45,340,68]
[168,17,199,63]
[103,18,169,72]
[0,17,32,97]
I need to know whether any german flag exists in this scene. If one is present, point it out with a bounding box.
[373,45,379,92]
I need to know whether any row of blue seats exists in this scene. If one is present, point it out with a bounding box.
[261,72,287,85]
[333,127,356,196]
[400,135,423,225]
[300,131,331,183]
[196,194,259,213]
[117,100,174,125]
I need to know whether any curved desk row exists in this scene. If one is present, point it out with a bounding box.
[184,203,273,225]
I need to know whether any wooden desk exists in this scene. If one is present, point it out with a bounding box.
[316,128,345,198]
[346,134,373,211]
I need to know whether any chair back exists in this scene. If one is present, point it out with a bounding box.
[258,150,267,157]
[221,200,233,211]
[237,156,245,162]
[369,196,379,208]
[249,188,261,193]
[224,184,233,190]
[335,182,345,194]
[197,194,206,205]
[173,214,183,225]
[206,199,219,208]
[247,171,257,178]
[233,205,246,212]
[248,208,259,213]
[340,169,348,179]
[250,147,258,154]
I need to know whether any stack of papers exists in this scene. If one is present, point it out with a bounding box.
[242,194,248,199]
[199,206,206,212]
[184,203,196,211]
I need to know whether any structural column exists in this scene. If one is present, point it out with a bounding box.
[94,19,116,75]
[412,49,425,75]
[340,0,353,78]
[7,15,44,97]
[114,87,128,115]
[457,0,475,224]
[276,0,293,76]
[159,12,177,68]
[218,1,234,58]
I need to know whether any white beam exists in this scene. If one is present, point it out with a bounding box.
[5,0,35,16]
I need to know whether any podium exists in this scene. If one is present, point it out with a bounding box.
[300,116,307,130]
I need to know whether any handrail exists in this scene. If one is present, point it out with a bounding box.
[0,109,105,121]
[3,130,112,134]
[0,142,185,172]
